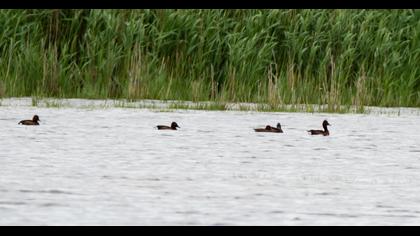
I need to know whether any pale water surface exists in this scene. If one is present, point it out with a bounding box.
[1,98,420,225]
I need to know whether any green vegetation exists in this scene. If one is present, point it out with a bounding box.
[169,102,228,111]
[0,9,419,112]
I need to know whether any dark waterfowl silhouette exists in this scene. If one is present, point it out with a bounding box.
[308,120,330,136]
[254,123,283,133]
[157,122,180,130]
[18,115,40,126]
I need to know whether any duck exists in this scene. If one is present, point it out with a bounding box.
[18,115,40,126]
[254,123,283,133]
[307,120,330,136]
[157,122,180,130]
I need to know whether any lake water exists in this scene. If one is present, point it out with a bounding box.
[1,98,420,225]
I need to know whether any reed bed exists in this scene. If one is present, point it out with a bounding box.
[0,9,419,112]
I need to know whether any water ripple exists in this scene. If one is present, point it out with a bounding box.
[19,190,77,195]
[0,201,27,206]
[1,102,420,225]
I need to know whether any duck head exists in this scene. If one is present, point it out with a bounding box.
[171,122,180,129]
[33,115,40,122]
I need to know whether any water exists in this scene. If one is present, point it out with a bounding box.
[1,99,420,225]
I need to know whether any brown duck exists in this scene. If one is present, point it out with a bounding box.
[157,122,180,130]
[254,123,283,133]
[308,120,330,136]
[19,115,40,126]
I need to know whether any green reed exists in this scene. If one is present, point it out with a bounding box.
[0,9,419,112]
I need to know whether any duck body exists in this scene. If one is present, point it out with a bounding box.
[18,115,40,126]
[254,123,283,133]
[308,130,329,136]
[308,120,330,136]
[157,122,180,130]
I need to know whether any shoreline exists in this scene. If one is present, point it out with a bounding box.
[1,97,420,116]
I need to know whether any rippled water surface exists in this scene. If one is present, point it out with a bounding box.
[1,99,420,225]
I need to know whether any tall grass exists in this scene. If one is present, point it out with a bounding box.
[0,9,419,111]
